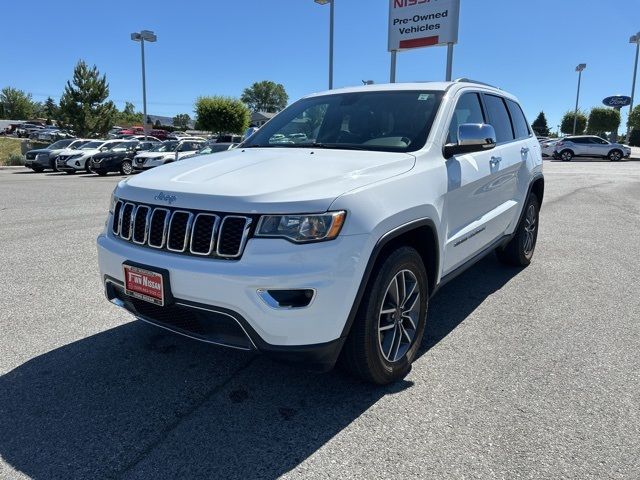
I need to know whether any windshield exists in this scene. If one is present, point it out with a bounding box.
[48,140,72,149]
[241,90,444,153]
[111,141,136,151]
[81,141,104,150]
[150,141,179,152]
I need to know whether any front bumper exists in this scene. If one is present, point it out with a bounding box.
[57,156,86,171]
[97,231,372,364]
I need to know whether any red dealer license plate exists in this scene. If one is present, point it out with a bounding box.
[123,264,165,306]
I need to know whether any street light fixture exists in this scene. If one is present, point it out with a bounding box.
[573,63,587,135]
[626,33,640,142]
[315,0,334,89]
[131,30,157,139]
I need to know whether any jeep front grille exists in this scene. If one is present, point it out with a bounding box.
[111,200,252,259]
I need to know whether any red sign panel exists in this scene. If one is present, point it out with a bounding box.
[124,265,165,306]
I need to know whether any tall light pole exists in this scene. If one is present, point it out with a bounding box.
[573,63,586,135]
[315,0,334,89]
[626,33,640,142]
[131,30,157,139]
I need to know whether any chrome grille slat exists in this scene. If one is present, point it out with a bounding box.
[167,211,194,253]
[110,201,251,259]
[148,208,170,249]
[190,214,220,256]
[132,206,151,245]
[217,216,252,258]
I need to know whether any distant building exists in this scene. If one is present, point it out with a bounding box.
[251,111,276,127]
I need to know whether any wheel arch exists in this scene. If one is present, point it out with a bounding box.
[530,175,545,207]
[340,218,440,339]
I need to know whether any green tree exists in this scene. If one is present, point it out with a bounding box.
[195,96,250,134]
[531,111,550,137]
[115,102,144,126]
[58,60,117,137]
[44,97,58,124]
[0,87,35,119]
[173,113,191,130]
[628,105,640,131]
[560,111,587,135]
[241,80,288,113]
[586,107,620,135]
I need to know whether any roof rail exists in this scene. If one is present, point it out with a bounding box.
[453,78,500,89]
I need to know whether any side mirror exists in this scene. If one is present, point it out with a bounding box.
[443,123,497,159]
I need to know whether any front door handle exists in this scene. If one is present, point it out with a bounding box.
[490,156,502,166]
[521,147,530,155]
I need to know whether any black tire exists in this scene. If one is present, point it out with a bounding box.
[85,159,92,173]
[608,149,623,162]
[50,159,58,172]
[559,150,573,162]
[120,160,133,175]
[496,193,540,267]
[32,166,44,173]
[341,246,428,385]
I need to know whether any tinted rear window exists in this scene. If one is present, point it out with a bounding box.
[506,99,530,140]
[484,95,515,143]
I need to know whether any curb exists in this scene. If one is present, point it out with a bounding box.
[0,165,26,170]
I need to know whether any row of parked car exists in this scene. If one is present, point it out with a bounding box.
[24,136,241,175]
[537,135,632,161]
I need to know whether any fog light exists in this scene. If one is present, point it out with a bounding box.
[257,289,315,309]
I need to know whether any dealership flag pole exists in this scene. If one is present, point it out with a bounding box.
[627,34,640,143]
[573,64,586,136]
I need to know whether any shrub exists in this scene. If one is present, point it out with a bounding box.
[5,153,25,166]
[629,129,640,147]
[195,96,250,134]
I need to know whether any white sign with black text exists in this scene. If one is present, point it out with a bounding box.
[388,0,460,52]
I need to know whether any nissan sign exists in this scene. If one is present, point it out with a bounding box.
[388,0,460,52]
[602,96,632,108]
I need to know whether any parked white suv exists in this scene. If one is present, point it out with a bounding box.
[133,139,206,171]
[552,135,631,161]
[97,81,544,384]
[56,139,122,173]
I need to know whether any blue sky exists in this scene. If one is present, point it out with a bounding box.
[1,0,638,130]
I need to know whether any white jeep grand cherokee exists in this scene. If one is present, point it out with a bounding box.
[97,80,544,384]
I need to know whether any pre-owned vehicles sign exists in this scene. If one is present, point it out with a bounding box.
[388,0,460,51]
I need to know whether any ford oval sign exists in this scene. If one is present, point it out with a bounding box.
[602,96,632,107]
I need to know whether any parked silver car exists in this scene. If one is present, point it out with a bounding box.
[552,136,631,162]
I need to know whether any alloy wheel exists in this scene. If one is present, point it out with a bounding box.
[523,204,537,255]
[378,269,421,363]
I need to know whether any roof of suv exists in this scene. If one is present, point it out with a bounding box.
[304,80,511,100]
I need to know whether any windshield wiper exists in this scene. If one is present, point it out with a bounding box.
[310,143,370,151]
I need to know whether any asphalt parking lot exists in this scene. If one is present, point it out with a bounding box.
[1,159,639,479]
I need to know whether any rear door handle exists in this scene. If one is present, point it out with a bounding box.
[490,156,502,166]
[521,147,530,155]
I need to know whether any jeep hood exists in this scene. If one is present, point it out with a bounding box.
[117,147,415,213]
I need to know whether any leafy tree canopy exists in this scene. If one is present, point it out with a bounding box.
[0,87,35,120]
[195,96,250,134]
[560,111,587,135]
[587,107,620,135]
[241,80,288,113]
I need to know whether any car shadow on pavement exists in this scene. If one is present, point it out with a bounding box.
[0,256,518,479]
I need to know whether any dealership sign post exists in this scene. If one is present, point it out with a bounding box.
[388,0,461,82]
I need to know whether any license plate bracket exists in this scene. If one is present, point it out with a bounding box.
[123,261,173,306]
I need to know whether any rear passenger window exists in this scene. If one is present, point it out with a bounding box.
[447,93,485,143]
[484,95,515,143]
[506,100,531,139]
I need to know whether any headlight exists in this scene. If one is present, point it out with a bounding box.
[109,191,118,214]
[255,211,346,243]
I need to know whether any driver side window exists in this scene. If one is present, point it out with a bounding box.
[447,93,485,144]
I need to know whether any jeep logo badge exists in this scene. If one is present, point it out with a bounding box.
[154,192,177,205]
